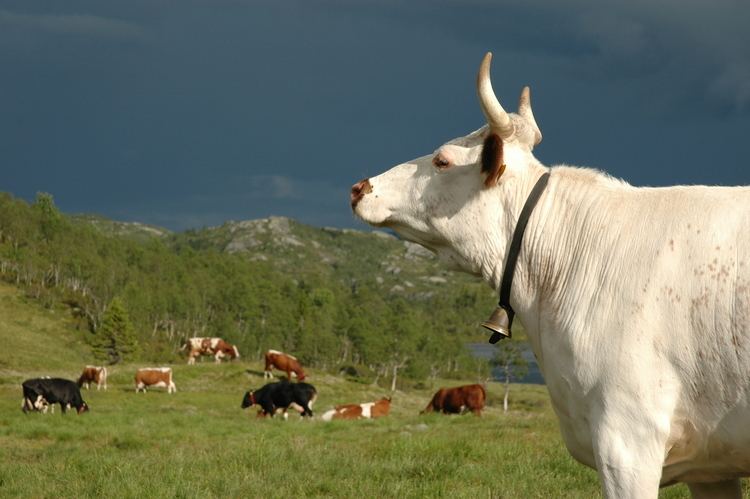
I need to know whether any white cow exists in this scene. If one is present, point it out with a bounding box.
[352,52,750,498]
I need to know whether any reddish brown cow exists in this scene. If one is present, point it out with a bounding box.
[421,384,486,416]
[264,350,306,381]
[321,397,391,421]
[135,367,176,393]
[77,366,108,391]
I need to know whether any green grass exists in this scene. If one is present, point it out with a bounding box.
[0,282,743,498]
[0,369,600,498]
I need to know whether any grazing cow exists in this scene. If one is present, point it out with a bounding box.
[352,51,750,498]
[421,385,486,416]
[264,350,306,381]
[182,337,240,365]
[241,381,316,419]
[135,367,176,393]
[21,392,53,413]
[77,365,108,390]
[22,378,89,414]
[321,396,391,421]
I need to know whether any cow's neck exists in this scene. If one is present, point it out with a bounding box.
[497,166,630,350]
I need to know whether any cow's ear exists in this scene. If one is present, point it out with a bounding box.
[481,133,506,188]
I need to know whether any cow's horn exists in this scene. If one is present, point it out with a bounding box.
[477,52,514,139]
[518,86,542,146]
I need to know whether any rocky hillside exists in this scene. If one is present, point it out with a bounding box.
[172,216,490,303]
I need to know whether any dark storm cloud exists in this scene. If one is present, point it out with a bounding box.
[329,0,750,113]
[0,1,747,231]
[0,10,145,42]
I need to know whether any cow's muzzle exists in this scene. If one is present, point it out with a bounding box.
[350,178,372,209]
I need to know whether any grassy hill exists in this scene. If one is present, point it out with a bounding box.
[0,281,702,498]
[0,192,502,384]
[0,281,91,377]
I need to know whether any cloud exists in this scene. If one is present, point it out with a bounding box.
[240,175,342,202]
[0,10,147,42]
[345,0,750,113]
[111,174,349,231]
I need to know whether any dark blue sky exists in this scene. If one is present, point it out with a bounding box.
[2,0,748,231]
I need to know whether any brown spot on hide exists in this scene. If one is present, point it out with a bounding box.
[481,133,505,188]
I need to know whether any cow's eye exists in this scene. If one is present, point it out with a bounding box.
[432,155,451,169]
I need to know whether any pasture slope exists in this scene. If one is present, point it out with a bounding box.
[0,282,727,498]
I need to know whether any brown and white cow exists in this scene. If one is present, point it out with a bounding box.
[264,349,306,381]
[134,367,176,393]
[77,365,108,390]
[182,337,240,365]
[421,384,486,416]
[321,396,391,421]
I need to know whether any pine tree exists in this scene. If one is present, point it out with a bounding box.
[92,297,140,364]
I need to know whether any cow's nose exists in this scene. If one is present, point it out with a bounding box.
[350,178,372,209]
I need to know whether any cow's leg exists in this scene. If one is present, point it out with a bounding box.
[592,422,664,499]
[687,479,742,499]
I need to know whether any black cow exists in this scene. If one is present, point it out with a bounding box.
[241,380,317,419]
[22,378,89,414]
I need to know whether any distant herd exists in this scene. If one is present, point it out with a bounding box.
[21,337,487,420]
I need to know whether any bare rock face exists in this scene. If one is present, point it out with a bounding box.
[224,216,305,253]
[404,241,434,260]
[225,234,261,253]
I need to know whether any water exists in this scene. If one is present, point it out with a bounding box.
[466,342,545,385]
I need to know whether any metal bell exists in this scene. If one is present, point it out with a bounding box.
[481,306,511,343]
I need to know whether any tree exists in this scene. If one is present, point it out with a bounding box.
[491,340,529,412]
[91,297,140,364]
[33,192,63,243]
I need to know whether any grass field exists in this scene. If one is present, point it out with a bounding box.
[0,283,743,498]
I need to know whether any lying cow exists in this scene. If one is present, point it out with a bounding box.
[182,337,240,365]
[241,380,316,419]
[77,365,108,390]
[421,384,486,416]
[22,377,89,414]
[321,396,391,421]
[264,349,306,381]
[135,367,176,393]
